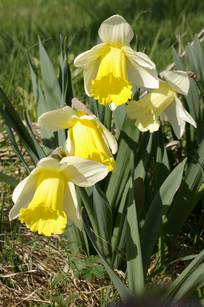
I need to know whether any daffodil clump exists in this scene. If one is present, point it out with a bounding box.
[9,14,197,239]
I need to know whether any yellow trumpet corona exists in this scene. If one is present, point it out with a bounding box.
[74,15,159,109]
[38,106,118,171]
[9,157,109,236]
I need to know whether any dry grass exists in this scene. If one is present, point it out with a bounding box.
[0,232,116,306]
[0,131,117,306]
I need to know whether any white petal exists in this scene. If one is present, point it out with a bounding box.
[123,46,156,69]
[9,175,37,220]
[64,130,74,155]
[175,97,197,128]
[101,124,118,154]
[38,106,75,131]
[12,177,29,204]
[60,156,109,187]
[160,70,190,96]
[125,48,159,89]
[98,15,134,45]
[74,43,106,67]
[109,103,117,111]
[64,182,82,230]
[137,120,160,133]
[79,114,97,121]
[83,61,99,96]
[37,157,61,170]
[10,157,61,221]
[164,97,196,139]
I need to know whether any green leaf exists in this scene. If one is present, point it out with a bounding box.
[23,111,45,159]
[126,156,144,295]
[83,211,131,300]
[59,36,74,106]
[106,116,139,211]
[141,158,187,271]
[193,37,204,84]
[172,47,184,70]
[38,38,62,109]
[113,105,126,137]
[164,249,204,303]
[28,57,58,151]
[92,185,112,259]
[5,126,31,173]
[0,88,40,163]
[165,139,204,234]
[39,38,66,148]
[0,172,18,187]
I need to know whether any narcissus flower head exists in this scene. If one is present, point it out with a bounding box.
[126,70,197,138]
[74,15,159,110]
[9,157,108,236]
[38,106,117,171]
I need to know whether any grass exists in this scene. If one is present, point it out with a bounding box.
[0,0,204,113]
[1,0,204,305]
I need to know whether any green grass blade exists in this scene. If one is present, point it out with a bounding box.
[0,172,18,187]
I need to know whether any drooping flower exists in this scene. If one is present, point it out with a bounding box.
[38,106,117,171]
[126,70,197,138]
[74,15,159,110]
[9,157,108,236]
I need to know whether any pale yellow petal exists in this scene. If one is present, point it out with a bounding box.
[125,47,159,89]
[10,176,37,220]
[98,15,134,46]
[38,107,75,131]
[101,124,118,154]
[64,182,82,230]
[74,43,106,67]
[60,156,109,187]
[160,70,190,96]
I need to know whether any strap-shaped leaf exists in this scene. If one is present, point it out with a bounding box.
[164,249,204,302]
[39,38,61,109]
[0,88,40,163]
[92,185,112,259]
[126,156,144,295]
[106,116,139,211]
[164,138,204,234]
[141,158,187,271]
[5,126,31,172]
[59,36,73,106]
[83,210,131,300]
[172,47,184,70]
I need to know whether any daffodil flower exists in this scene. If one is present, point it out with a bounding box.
[9,156,108,236]
[126,70,197,138]
[38,106,117,171]
[74,15,159,110]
